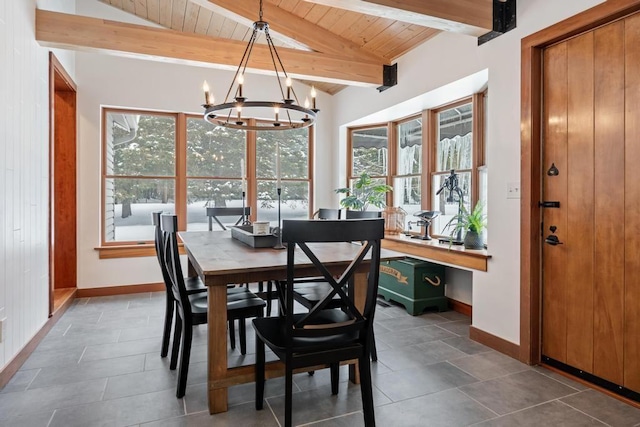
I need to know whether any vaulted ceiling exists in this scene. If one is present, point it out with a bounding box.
[36,0,494,94]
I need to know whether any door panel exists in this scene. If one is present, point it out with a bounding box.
[542,42,568,363]
[565,32,594,373]
[593,21,625,385]
[624,13,640,393]
[543,16,639,394]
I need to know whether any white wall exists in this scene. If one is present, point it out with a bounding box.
[0,0,75,370]
[331,0,604,344]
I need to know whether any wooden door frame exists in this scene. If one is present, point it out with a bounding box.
[520,0,640,365]
[49,52,77,316]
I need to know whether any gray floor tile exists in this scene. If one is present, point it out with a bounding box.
[140,403,279,427]
[376,312,449,330]
[374,361,478,401]
[119,325,165,342]
[532,366,590,391]
[0,378,107,420]
[29,354,145,389]
[448,351,530,381]
[267,381,389,427]
[442,336,493,355]
[305,412,365,427]
[293,365,349,392]
[561,389,640,427]
[459,370,578,415]
[34,329,121,352]
[81,337,160,362]
[376,324,457,347]
[0,410,54,427]
[374,388,495,427]
[104,368,177,400]
[473,400,607,426]
[20,347,85,371]
[49,388,185,427]
[437,320,471,336]
[0,369,39,393]
[377,341,467,372]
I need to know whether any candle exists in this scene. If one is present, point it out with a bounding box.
[203,80,211,105]
[276,142,281,188]
[236,104,242,120]
[310,86,317,110]
[241,159,246,193]
[237,74,244,98]
[286,77,292,100]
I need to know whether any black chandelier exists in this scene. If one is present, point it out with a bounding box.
[202,0,319,131]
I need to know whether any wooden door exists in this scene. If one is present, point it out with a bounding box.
[49,53,77,315]
[542,14,640,398]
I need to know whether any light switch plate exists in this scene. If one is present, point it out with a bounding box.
[507,182,520,199]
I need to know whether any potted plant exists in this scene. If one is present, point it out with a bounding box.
[446,200,486,249]
[335,172,392,211]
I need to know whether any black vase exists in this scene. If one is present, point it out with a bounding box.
[463,230,484,249]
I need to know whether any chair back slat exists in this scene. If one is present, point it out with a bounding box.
[315,208,341,220]
[152,211,173,294]
[345,210,382,220]
[206,207,250,230]
[281,219,384,343]
[160,214,192,318]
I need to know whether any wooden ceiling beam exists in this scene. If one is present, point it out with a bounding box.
[192,0,387,64]
[303,0,493,36]
[35,10,383,86]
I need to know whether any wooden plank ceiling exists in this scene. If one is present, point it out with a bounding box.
[98,0,442,94]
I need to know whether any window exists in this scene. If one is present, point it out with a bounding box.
[430,101,474,236]
[348,125,390,209]
[394,117,422,228]
[104,111,177,243]
[256,128,311,227]
[346,93,485,237]
[102,109,312,248]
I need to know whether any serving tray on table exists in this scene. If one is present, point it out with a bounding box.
[231,225,278,248]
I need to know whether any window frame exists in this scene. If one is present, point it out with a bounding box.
[99,108,313,256]
[346,92,486,237]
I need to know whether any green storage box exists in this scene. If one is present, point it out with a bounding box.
[378,257,447,315]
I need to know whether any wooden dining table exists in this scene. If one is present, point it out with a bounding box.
[179,229,404,414]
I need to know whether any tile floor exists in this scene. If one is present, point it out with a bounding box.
[1,291,639,427]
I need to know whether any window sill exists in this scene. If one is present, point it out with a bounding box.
[382,233,491,271]
[95,244,186,259]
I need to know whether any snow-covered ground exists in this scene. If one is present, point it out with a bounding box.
[112,199,308,241]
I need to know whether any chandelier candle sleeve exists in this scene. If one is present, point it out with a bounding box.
[203,80,211,105]
[241,159,247,192]
[237,74,244,99]
[311,86,317,110]
[276,142,281,188]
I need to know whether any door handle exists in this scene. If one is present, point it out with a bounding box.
[545,235,563,246]
[539,201,560,208]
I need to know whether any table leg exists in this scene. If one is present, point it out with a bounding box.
[208,285,229,414]
[348,271,368,384]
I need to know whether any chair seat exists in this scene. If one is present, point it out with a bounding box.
[292,281,343,309]
[188,288,266,324]
[184,276,206,294]
[253,310,359,354]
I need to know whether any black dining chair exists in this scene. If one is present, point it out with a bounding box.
[153,212,251,355]
[159,214,266,397]
[253,218,384,427]
[291,209,383,361]
[206,206,250,230]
